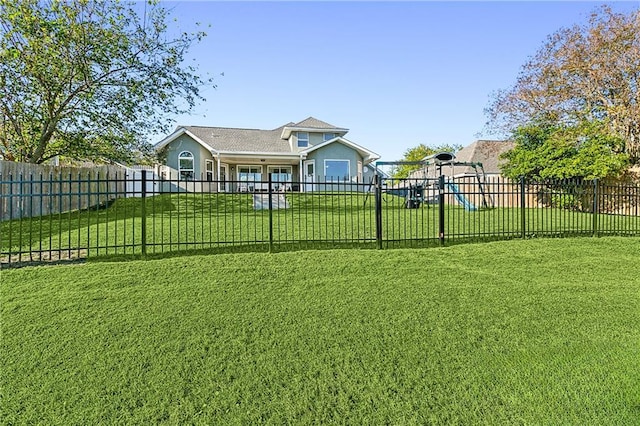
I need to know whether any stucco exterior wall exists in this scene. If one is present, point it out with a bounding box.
[291,131,339,153]
[306,142,363,181]
[363,164,376,184]
[163,134,213,179]
[309,132,325,146]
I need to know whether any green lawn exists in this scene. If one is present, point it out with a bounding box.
[2,237,639,424]
[2,192,639,261]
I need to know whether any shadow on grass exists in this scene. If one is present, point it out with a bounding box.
[86,241,381,264]
[1,193,379,248]
[6,232,640,268]
[0,196,176,248]
[1,257,87,270]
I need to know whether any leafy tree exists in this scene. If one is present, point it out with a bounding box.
[500,120,629,180]
[485,6,640,163]
[393,143,461,179]
[0,0,212,164]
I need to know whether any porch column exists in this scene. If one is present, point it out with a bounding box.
[299,156,304,193]
[216,154,221,192]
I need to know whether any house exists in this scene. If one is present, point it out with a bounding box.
[155,117,380,192]
[441,140,515,178]
[401,140,516,209]
[408,140,515,181]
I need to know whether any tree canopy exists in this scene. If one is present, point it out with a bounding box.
[393,143,461,179]
[485,6,640,164]
[500,120,629,180]
[0,0,212,164]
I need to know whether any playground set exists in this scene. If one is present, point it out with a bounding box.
[375,152,494,211]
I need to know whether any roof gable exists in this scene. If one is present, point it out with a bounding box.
[301,136,380,163]
[155,127,217,153]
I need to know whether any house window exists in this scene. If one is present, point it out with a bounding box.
[178,151,194,180]
[268,166,292,182]
[297,132,309,148]
[323,133,337,141]
[324,159,350,182]
[238,165,262,191]
[238,165,262,181]
[205,160,214,182]
[268,166,293,191]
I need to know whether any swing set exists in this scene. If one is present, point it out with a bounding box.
[370,152,494,210]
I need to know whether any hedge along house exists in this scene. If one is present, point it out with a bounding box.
[155,117,380,192]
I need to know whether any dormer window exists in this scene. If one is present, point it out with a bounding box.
[323,133,337,141]
[297,132,309,148]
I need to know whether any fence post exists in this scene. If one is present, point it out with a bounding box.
[268,174,274,252]
[141,170,147,257]
[438,174,445,246]
[592,178,599,237]
[0,173,3,258]
[374,174,383,249]
[520,176,526,239]
[7,174,14,265]
[18,173,24,263]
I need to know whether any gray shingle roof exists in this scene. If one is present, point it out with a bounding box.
[183,125,292,153]
[453,140,515,174]
[407,140,515,179]
[175,118,349,154]
[292,117,342,129]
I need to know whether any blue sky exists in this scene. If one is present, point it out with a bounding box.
[158,1,639,161]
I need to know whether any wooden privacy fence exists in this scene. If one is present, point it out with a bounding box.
[0,161,126,222]
[446,175,640,214]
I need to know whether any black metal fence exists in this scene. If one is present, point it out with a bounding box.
[1,172,639,266]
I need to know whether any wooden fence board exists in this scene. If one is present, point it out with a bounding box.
[0,161,127,221]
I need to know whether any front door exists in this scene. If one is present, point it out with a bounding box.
[303,160,315,192]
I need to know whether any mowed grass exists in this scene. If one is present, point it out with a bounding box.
[2,192,639,259]
[2,237,640,424]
